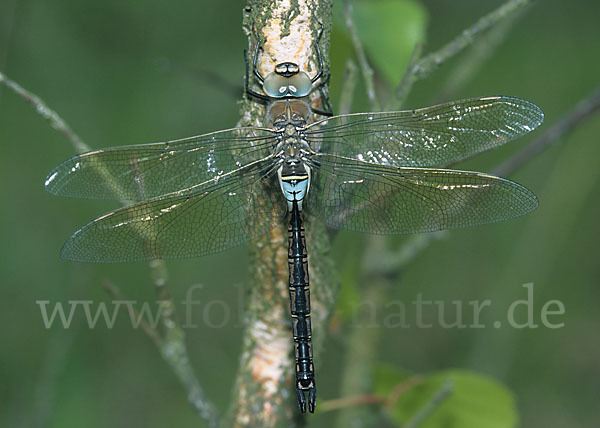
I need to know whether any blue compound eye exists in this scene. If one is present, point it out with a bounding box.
[263,73,289,98]
[288,72,311,97]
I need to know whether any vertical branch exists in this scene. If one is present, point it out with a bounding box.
[227,1,334,426]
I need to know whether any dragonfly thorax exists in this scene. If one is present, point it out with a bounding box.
[269,92,314,210]
[270,100,313,165]
[268,99,311,128]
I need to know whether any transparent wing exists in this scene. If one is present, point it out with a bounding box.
[60,158,284,262]
[306,154,538,234]
[45,127,276,201]
[305,96,543,167]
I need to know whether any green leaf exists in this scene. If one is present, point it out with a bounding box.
[374,365,518,428]
[353,0,427,87]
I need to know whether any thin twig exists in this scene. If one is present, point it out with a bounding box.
[104,276,220,427]
[434,10,523,104]
[321,393,386,411]
[103,280,162,344]
[343,0,380,111]
[395,0,531,106]
[3,70,220,426]
[0,71,88,153]
[391,42,423,110]
[363,232,447,277]
[338,58,358,115]
[321,376,422,413]
[384,376,423,411]
[152,267,221,428]
[0,70,134,198]
[371,86,600,278]
[494,86,600,177]
[404,381,453,428]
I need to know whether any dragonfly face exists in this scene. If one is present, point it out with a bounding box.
[263,62,313,98]
[247,23,332,117]
[45,23,544,415]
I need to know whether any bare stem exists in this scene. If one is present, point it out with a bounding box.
[103,280,162,344]
[404,381,453,428]
[434,10,523,104]
[337,58,358,115]
[343,0,380,111]
[0,71,88,153]
[395,0,531,106]
[2,70,220,425]
[103,273,220,427]
[392,42,423,110]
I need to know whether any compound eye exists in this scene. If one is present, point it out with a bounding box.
[288,72,312,97]
[263,73,288,98]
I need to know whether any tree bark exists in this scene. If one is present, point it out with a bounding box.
[227,1,335,427]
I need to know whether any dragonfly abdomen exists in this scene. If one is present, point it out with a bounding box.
[288,200,316,413]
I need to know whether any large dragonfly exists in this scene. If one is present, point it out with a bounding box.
[44,25,543,413]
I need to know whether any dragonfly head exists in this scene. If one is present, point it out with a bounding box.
[263,62,312,98]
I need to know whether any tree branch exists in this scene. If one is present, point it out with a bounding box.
[226,1,335,426]
[404,381,453,428]
[433,8,524,104]
[0,71,87,153]
[337,58,358,115]
[395,0,531,107]
[1,70,220,426]
[332,2,600,423]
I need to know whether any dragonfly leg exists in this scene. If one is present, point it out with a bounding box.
[310,22,325,84]
[311,74,333,117]
[244,48,271,104]
[251,23,266,83]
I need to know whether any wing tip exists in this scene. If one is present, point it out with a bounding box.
[492,95,545,130]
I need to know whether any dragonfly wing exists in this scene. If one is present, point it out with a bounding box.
[305,96,543,167]
[45,127,276,201]
[306,154,538,234]
[60,158,283,262]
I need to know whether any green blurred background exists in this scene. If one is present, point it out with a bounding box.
[1,0,598,427]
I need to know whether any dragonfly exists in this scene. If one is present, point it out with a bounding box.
[44,24,543,414]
